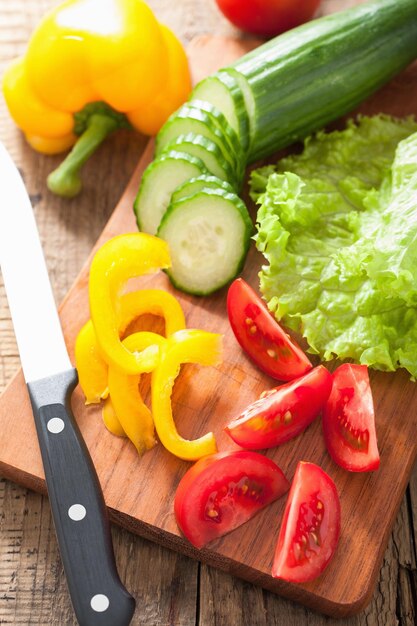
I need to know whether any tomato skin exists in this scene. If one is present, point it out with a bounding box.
[227,278,312,381]
[174,450,290,549]
[215,0,321,38]
[323,364,380,472]
[272,462,341,583]
[225,365,332,450]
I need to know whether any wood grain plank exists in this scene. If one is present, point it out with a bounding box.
[1,0,416,624]
[2,38,417,616]
[199,567,269,626]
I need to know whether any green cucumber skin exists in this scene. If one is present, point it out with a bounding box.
[171,174,235,203]
[133,150,208,235]
[161,133,239,190]
[158,187,253,297]
[231,0,417,163]
[190,71,250,154]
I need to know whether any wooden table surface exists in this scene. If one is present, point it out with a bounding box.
[1,1,416,624]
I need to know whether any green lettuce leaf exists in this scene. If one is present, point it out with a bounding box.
[252,114,417,377]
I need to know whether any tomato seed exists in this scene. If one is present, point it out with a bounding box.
[293,542,302,562]
[310,531,320,546]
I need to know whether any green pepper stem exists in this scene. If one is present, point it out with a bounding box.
[47,113,120,198]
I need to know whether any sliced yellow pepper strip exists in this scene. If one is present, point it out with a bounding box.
[102,397,126,438]
[151,329,223,461]
[75,320,109,404]
[89,233,171,375]
[76,288,186,403]
[117,289,186,337]
[107,332,166,455]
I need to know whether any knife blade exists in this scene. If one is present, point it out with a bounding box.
[0,143,135,626]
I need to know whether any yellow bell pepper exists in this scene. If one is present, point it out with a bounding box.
[107,331,166,454]
[102,397,127,438]
[76,288,186,403]
[151,329,222,461]
[116,288,187,337]
[88,233,171,376]
[127,24,193,136]
[75,320,110,404]
[2,57,76,155]
[104,330,222,460]
[77,231,224,460]
[2,0,192,197]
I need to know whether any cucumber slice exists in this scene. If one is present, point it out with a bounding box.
[162,133,238,189]
[171,174,235,203]
[190,71,250,153]
[157,187,253,296]
[155,103,244,184]
[220,67,255,148]
[186,99,245,176]
[134,150,207,235]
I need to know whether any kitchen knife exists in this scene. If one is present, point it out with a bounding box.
[0,143,136,626]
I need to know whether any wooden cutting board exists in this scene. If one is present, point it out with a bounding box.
[1,34,417,619]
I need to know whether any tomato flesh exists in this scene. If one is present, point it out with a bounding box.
[215,0,321,38]
[225,365,332,449]
[227,278,312,381]
[174,450,290,548]
[323,364,380,472]
[272,462,340,583]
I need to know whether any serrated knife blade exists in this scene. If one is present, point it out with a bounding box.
[0,143,135,626]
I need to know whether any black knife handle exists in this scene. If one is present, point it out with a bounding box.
[27,368,135,626]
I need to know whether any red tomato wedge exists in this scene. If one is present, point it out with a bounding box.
[272,462,341,583]
[225,366,332,450]
[323,364,380,472]
[174,450,290,549]
[227,278,312,381]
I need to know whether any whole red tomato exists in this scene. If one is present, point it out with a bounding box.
[215,0,321,38]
